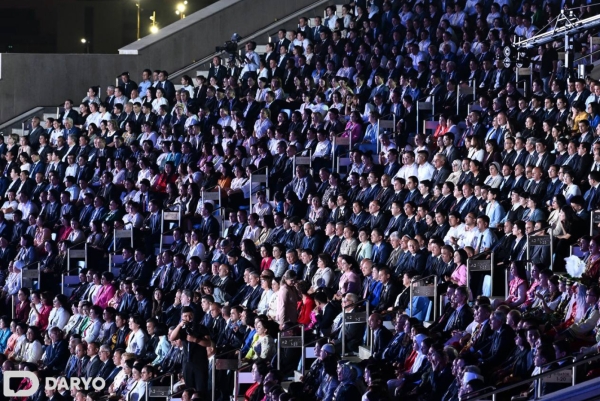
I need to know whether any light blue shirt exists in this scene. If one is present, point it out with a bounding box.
[485,201,506,228]
[151,335,171,365]
[138,80,153,96]
[363,123,378,144]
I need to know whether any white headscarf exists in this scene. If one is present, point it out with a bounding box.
[410,334,428,373]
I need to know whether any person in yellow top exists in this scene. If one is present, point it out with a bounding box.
[570,101,589,133]
[243,316,275,361]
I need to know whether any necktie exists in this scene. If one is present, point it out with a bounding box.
[444,310,457,331]
[363,277,371,299]
[160,266,170,288]
[385,217,397,235]
[476,234,484,253]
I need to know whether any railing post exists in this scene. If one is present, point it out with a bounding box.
[550,230,554,270]
[409,284,413,317]
[434,276,438,320]
[300,325,305,374]
[366,301,370,348]
[535,378,542,399]
[277,331,282,370]
[341,309,346,356]
[233,362,239,401]
[211,356,215,401]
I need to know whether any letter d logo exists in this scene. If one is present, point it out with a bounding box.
[3,371,39,397]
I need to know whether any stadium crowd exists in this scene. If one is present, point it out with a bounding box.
[2,0,600,401]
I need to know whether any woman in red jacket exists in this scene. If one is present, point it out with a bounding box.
[296,280,316,327]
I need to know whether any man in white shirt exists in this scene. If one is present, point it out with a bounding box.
[17,192,38,221]
[473,215,496,253]
[240,42,260,81]
[312,131,332,161]
[395,151,419,181]
[64,154,79,179]
[416,150,435,182]
[459,211,479,249]
[444,211,466,247]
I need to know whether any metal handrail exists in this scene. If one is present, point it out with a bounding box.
[542,355,576,369]
[147,371,173,383]
[528,226,551,236]
[211,346,249,401]
[215,347,241,359]
[409,275,438,320]
[281,322,305,332]
[411,274,437,283]
[345,298,368,310]
[17,260,41,270]
[462,352,600,401]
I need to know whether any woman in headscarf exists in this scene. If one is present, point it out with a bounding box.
[387,334,431,395]
[332,360,362,401]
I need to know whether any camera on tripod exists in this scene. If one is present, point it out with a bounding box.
[215,33,242,54]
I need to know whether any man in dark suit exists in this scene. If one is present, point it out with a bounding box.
[58,99,81,127]
[28,117,47,152]
[314,293,340,337]
[368,313,394,359]
[208,56,227,84]
[370,229,392,266]
[84,342,103,378]
[468,304,495,353]
[128,248,153,285]
[118,72,138,98]
[274,29,291,54]
[198,203,221,241]
[242,90,262,122]
[384,202,406,238]
[241,272,263,311]
[441,286,473,334]
[156,71,176,104]
[331,293,366,354]
[43,327,70,374]
[97,345,117,384]
[375,267,399,312]
[431,182,456,214]
[480,311,516,370]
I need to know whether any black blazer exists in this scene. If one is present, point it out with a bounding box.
[316,302,339,336]
[481,324,516,368]
[376,282,400,312]
[445,304,474,332]
[372,326,394,359]
[85,355,103,378]
[45,339,69,372]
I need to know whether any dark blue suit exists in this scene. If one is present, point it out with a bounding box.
[199,215,220,240]
[371,242,392,265]
[44,339,69,372]
[457,196,478,219]
[406,252,426,274]
[29,161,46,177]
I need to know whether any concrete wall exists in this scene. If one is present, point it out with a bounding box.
[0,53,138,123]
[0,0,330,124]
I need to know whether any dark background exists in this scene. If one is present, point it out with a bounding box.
[0,0,217,54]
